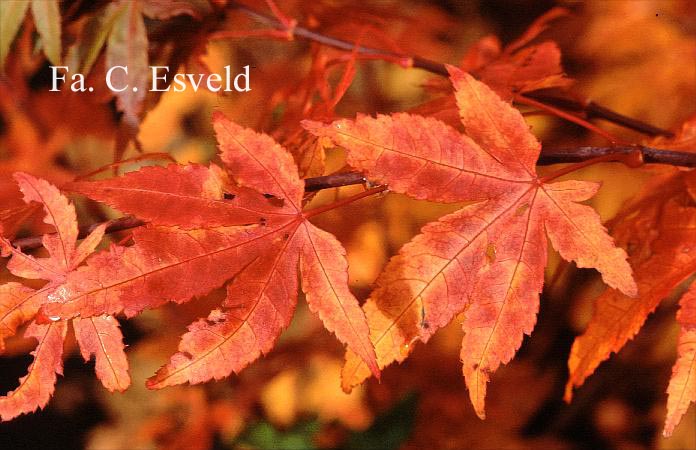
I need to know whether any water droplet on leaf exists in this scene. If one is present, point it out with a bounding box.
[47,286,72,304]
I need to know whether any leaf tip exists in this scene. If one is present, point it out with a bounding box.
[211,110,231,128]
[340,379,354,394]
[662,426,674,438]
[145,368,170,390]
[300,119,324,133]
[444,63,462,78]
[623,278,639,298]
[563,383,574,403]
[466,366,490,421]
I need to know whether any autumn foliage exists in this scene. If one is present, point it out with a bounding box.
[1,1,695,448]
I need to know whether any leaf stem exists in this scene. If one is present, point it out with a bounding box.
[539,149,644,184]
[225,1,674,138]
[515,95,624,144]
[539,146,696,167]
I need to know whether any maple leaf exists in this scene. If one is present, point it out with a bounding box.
[65,164,278,229]
[564,168,696,436]
[665,282,696,436]
[460,7,573,100]
[419,6,572,127]
[38,112,379,387]
[412,9,574,133]
[106,1,149,129]
[304,66,636,418]
[0,173,129,421]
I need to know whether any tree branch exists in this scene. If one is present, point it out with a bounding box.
[11,216,146,252]
[9,145,694,251]
[304,172,365,191]
[225,1,674,138]
[10,172,369,251]
[539,146,696,167]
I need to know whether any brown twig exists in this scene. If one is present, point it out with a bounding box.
[226,1,674,138]
[516,95,625,144]
[12,216,146,252]
[528,93,674,138]
[304,172,365,191]
[10,145,694,251]
[538,146,696,167]
[10,171,370,251]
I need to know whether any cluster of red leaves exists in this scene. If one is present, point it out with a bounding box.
[0,68,638,426]
[416,7,572,127]
[0,111,381,420]
[566,120,696,436]
[0,174,128,420]
[1,1,695,441]
[2,0,203,129]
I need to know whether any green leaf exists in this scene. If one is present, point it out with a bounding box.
[30,0,61,65]
[347,392,419,450]
[0,0,30,68]
[235,420,320,450]
[65,3,120,75]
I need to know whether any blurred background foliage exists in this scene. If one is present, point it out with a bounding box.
[0,0,695,449]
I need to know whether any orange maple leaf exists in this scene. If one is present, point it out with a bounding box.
[38,112,379,387]
[0,173,129,421]
[417,7,573,127]
[460,7,573,100]
[665,282,696,436]
[305,67,636,419]
[564,167,696,436]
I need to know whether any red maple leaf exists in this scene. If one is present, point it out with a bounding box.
[37,112,379,389]
[0,173,129,420]
[564,164,696,436]
[305,67,636,418]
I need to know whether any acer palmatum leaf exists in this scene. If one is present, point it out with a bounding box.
[73,315,130,392]
[0,283,43,352]
[106,1,147,127]
[67,164,278,229]
[0,322,67,421]
[305,67,635,418]
[565,194,696,434]
[421,7,572,126]
[665,283,696,437]
[0,173,128,421]
[42,112,378,387]
[148,113,376,387]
